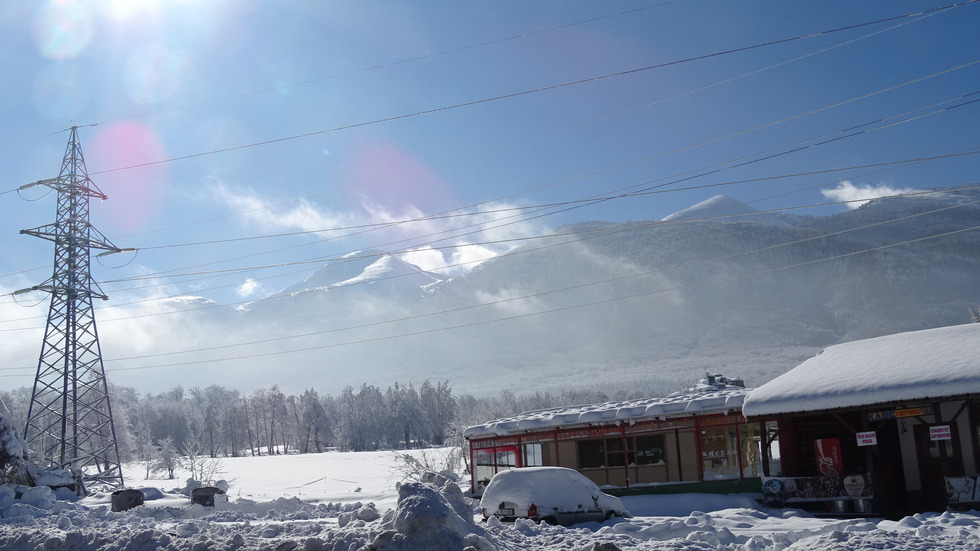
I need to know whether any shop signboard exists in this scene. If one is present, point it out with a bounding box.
[930,425,952,441]
[855,431,877,447]
[814,437,843,478]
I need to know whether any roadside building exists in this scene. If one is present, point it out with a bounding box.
[464,375,777,497]
[742,323,980,515]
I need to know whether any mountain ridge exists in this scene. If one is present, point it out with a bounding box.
[108,187,980,396]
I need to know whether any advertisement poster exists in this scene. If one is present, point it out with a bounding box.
[814,437,844,478]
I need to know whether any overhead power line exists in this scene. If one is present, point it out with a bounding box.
[0,185,976,342]
[77,223,980,375]
[76,1,978,178]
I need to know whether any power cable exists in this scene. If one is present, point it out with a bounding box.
[68,1,948,248]
[0,185,976,333]
[82,81,980,288]
[53,222,980,375]
[78,1,979,178]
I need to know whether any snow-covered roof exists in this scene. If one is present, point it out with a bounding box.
[742,323,980,417]
[463,386,751,439]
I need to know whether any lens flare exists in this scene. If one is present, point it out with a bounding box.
[33,0,95,60]
[32,61,91,120]
[124,43,185,105]
[88,123,170,232]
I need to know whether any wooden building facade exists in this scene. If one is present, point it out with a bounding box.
[464,376,775,496]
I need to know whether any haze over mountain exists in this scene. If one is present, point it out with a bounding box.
[38,187,980,397]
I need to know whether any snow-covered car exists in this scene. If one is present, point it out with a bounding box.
[479,467,630,525]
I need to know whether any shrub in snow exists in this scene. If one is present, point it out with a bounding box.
[0,398,30,486]
[392,449,464,485]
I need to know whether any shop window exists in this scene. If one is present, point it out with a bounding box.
[740,423,763,478]
[578,439,605,468]
[700,424,740,480]
[636,435,666,465]
[474,450,495,490]
[496,449,517,468]
[524,443,543,467]
[762,421,782,476]
[606,437,635,467]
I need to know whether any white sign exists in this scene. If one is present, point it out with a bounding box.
[930,425,952,441]
[856,431,877,447]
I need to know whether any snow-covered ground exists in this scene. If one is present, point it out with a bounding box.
[2,448,980,550]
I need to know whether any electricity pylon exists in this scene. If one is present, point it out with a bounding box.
[19,126,126,493]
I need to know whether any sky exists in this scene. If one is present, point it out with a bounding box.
[0,0,978,393]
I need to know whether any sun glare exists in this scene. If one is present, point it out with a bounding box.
[97,0,163,21]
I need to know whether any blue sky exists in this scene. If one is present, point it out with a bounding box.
[0,1,978,391]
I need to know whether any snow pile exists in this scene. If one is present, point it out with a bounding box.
[0,474,489,551]
[0,451,979,549]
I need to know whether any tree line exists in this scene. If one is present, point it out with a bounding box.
[0,377,670,477]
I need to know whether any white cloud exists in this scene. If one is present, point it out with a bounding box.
[399,247,447,273]
[208,178,548,278]
[474,287,545,316]
[821,181,914,209]
[207,178,352,233]
[236,278,261,298]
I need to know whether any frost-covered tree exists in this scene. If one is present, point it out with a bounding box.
[390,382,427,449]
[335,386,359,451]
[156,436,179,479]
[129,402,159,480]
[0,396,30,485]
[247,388,270,455]
[420,380,456,446]
[297,389,332,453]
[356,384,384,451]
[268,386,290,454]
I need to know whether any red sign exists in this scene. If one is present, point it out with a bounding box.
[814,438,843,478]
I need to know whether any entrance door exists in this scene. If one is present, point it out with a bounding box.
[871,419,906,514]
[913,423,963,511]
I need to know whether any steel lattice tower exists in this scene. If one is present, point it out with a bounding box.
[20,126,125,493]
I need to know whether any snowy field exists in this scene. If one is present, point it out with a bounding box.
[2,448,980,550]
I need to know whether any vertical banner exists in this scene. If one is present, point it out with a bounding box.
[815,438,844,478]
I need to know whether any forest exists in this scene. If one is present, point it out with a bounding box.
[0,379,639,479]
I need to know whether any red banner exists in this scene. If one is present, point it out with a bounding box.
[814,438,843,478]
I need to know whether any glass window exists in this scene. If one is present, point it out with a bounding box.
[524,443,543,467]
[761,421,781,476]
[740,422,763,478]
[606,437,635,467]
[475,450,495,490]
[578,439,605,468]
[496,449,517,468]
[636,435,666,465]
[700,424,740,480]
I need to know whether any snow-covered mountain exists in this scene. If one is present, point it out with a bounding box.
[274,250,444,298]
[662,195,796,228]
[109,188,980,396]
